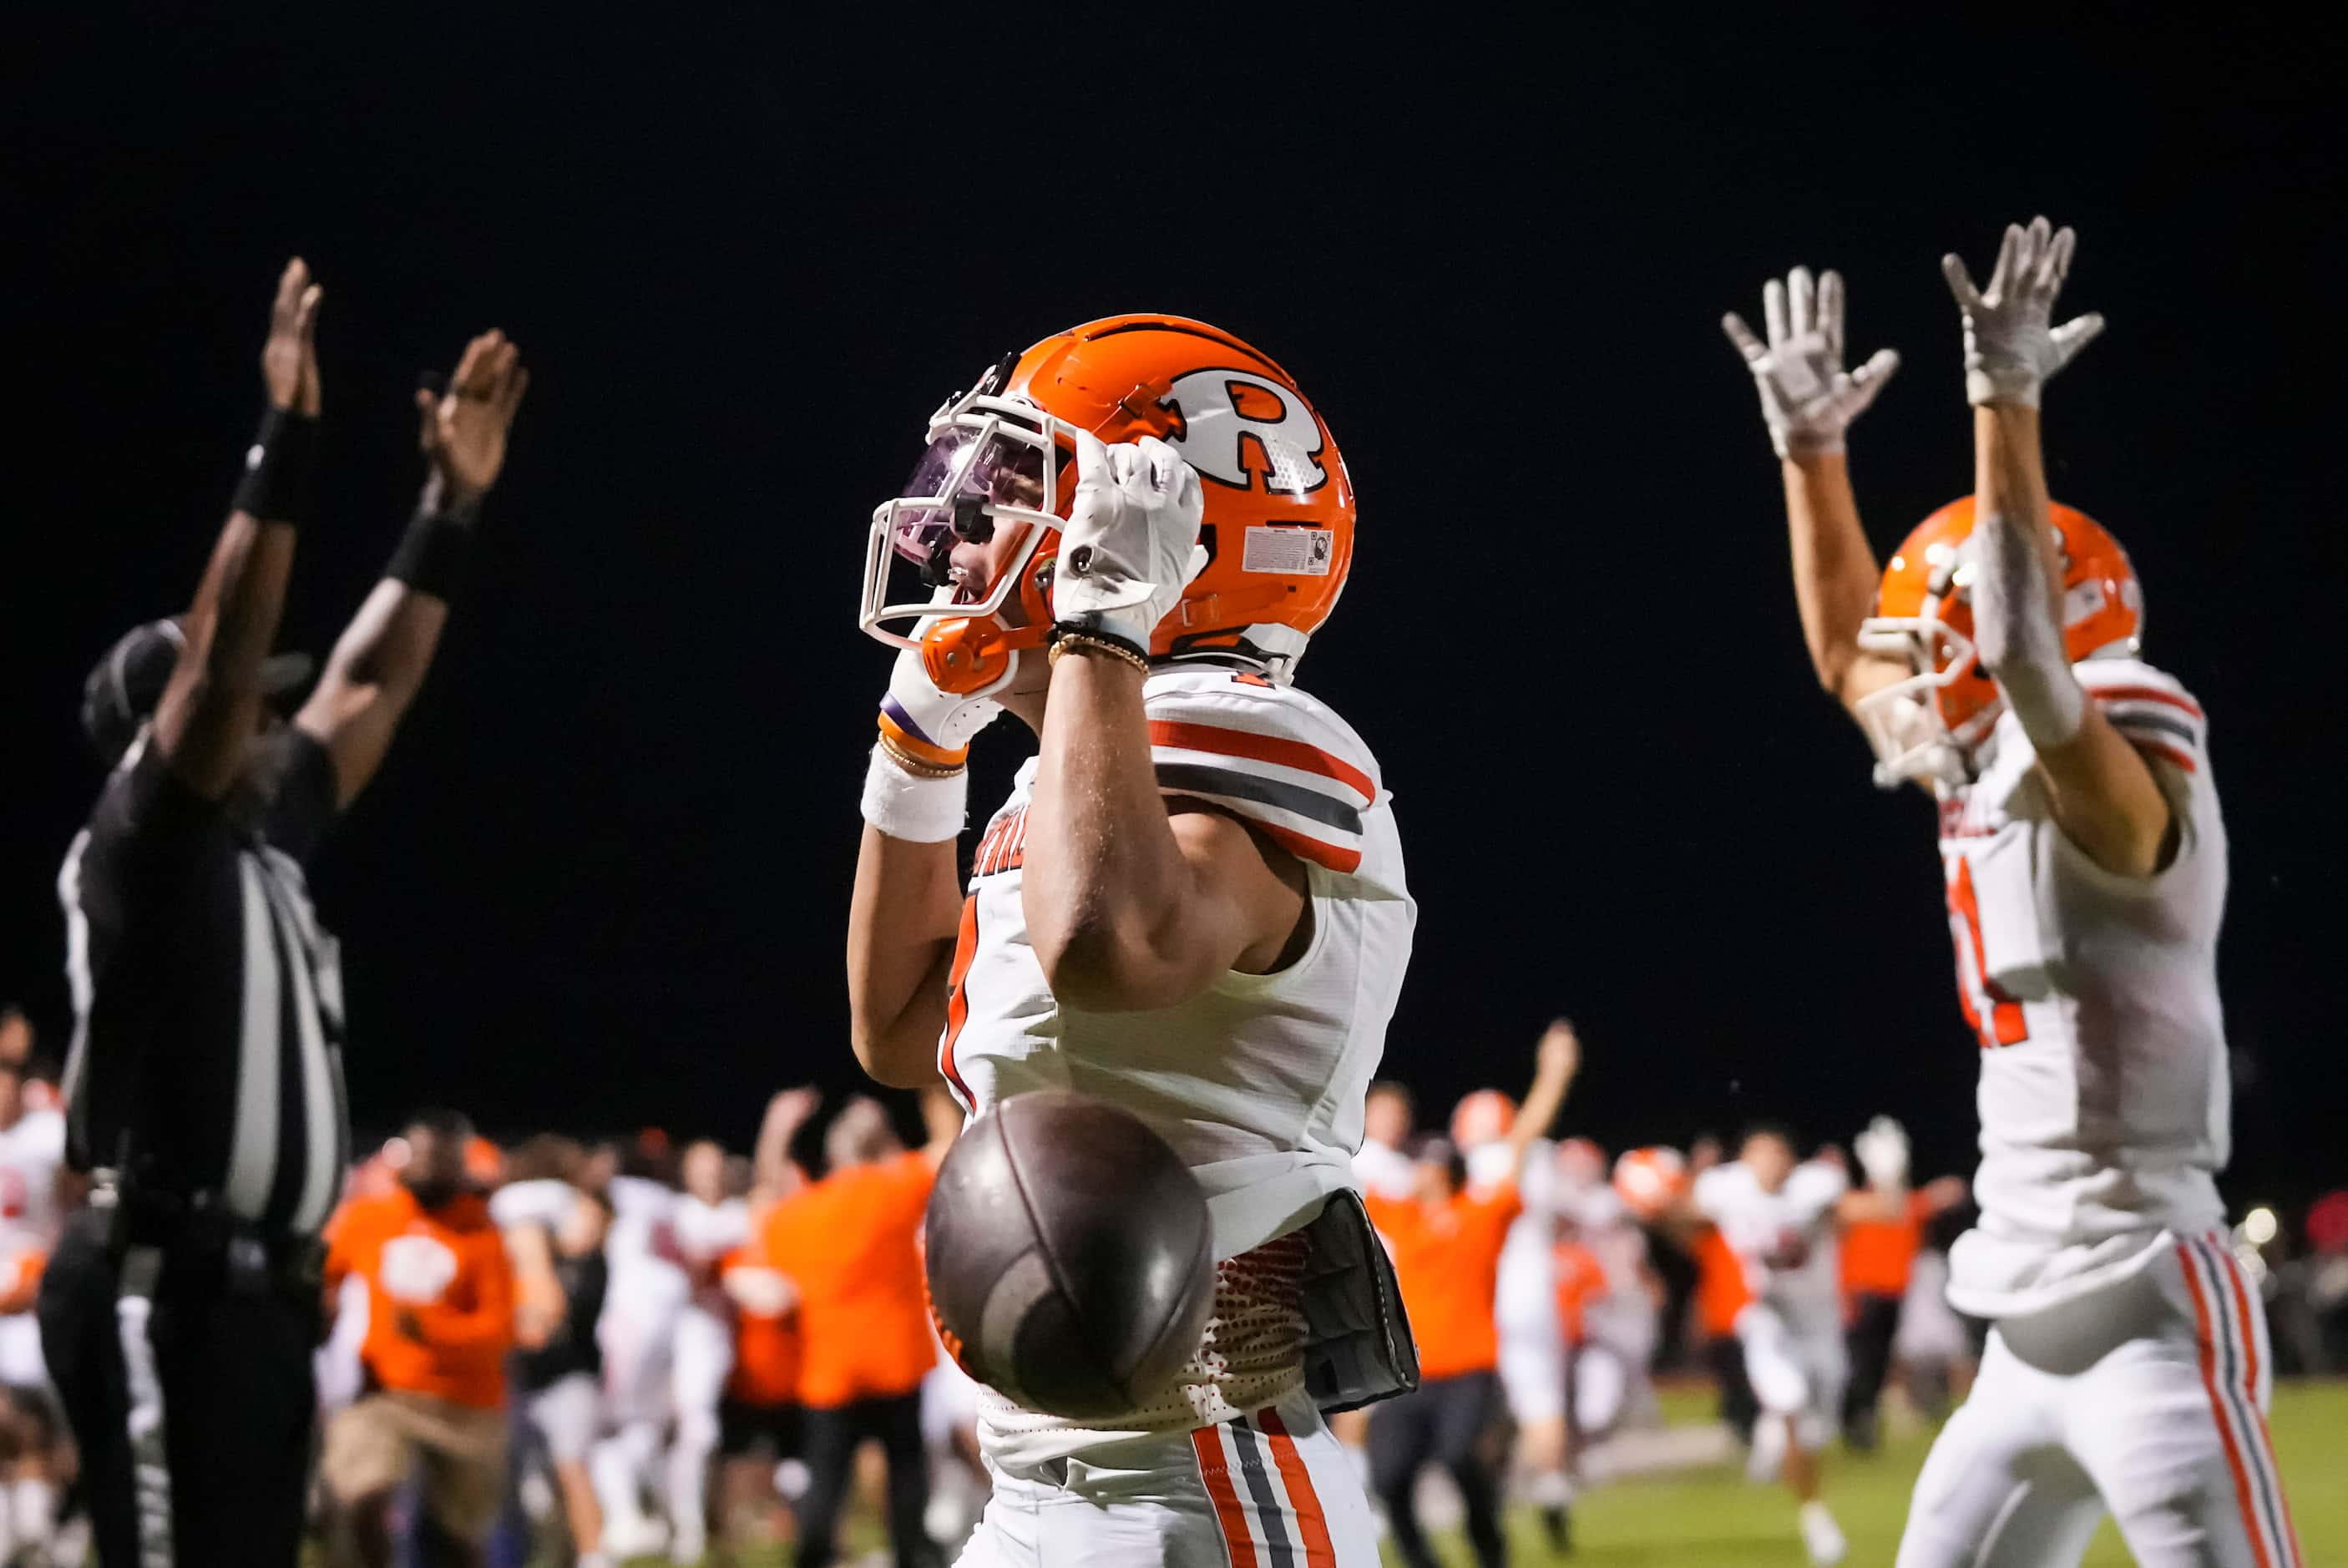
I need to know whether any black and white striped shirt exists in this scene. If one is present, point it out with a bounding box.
[57,727,350,1237]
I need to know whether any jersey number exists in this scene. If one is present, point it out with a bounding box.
[1945,856,2028,1050]
[938,895,980,1111]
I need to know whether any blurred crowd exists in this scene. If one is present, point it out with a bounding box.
[0,1000,2340,1566]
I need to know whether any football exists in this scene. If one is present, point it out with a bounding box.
[924,1090,1216,1420]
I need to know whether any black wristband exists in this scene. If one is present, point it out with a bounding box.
[386,498,478,600]
[230,407,321,525]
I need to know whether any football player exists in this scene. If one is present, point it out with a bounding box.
[1691,1127,1850,1565]
[590,1136,690,1560]
[847,317,1416,1565]
[1725,217,2300,1565]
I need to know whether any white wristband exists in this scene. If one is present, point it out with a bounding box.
[860,744,968,843]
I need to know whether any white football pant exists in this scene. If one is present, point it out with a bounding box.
[955,1390,1378,1567]
[1896,1234,2300,1568]
[1738,1301,1846,1453]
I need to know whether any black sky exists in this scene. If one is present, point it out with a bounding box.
[4,11,2340,1202]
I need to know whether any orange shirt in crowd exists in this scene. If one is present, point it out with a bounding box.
[324,1186,516,1410]
[1692,1222,1752,1340]
[761,1151,937,1409]
[1841,1190,1933,1300]
[1552,1240,1607,1348]
[1364,1184,1522,1382]
[723,1203,803,1409]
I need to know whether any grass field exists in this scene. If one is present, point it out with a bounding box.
[1391,1380,2348,1567]
[616,1379,2347,1565]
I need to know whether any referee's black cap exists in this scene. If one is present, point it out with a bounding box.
[81,619,314,767]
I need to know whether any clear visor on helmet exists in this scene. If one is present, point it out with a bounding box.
[861,392,1071,650]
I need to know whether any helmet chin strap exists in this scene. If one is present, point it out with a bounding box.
[918,534,1055,695]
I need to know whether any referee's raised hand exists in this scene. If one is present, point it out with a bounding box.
[260,256,322,417]
[415,328,529,505]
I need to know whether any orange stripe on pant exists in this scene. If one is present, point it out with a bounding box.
[2216,1240,2304,1565]
[1256,1408,1337,1567]
[1192,1425,1260,1568]
[2179,1242,2273,1568]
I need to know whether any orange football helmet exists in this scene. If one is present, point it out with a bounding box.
[1855,496,2143,788]
[1612,1146,1690,1221]
[1450,1090,1516,1150]
[863,316,1355,693]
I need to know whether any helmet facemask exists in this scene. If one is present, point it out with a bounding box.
[862,380,1076,696]
[1854,541,2001,791]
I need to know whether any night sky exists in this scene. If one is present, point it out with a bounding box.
[5,13,2339,1206]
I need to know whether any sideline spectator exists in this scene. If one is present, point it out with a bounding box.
[760,1090,958,1568]
[321,1110,517,1568]
[1363,1024,1576,1568]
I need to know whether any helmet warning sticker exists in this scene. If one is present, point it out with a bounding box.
[1242,526,1334,576]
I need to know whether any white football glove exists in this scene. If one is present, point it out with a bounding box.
[1855,1115,1910,1190]
[878,641,1000,771]
[865,640,997,842]
[1723,266,1901,459]
[1050,431,1207,650]
[1941,215,2106,408]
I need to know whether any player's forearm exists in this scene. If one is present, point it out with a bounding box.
[1969,405,2084,739]
[1025,652,1213,1009]
[1780,453,1885,708]
[848,824,959,1086]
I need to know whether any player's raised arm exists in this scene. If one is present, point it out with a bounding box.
[293,331,527,808]
[1021,433,1308,1012]
[154,260,321,799]
[1943,217,2172,878]
[1500,1019,1580,1173]
[1723,267,1909,717]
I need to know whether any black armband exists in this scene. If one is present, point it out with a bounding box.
[230,407,321,525]
[385,493,479,600]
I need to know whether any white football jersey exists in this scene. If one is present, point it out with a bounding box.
[942,665,1414,1460]
[0,1110,64,1269]
[603,1173,689,1313]
[1467,1137,1563,1336]
[488,1176,578,1236]
[672,1193,751,1316]
[1694,1158,1846,1325]
[1934,659,2228,1318]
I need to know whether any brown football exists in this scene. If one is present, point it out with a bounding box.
[924,1090,1215,1420]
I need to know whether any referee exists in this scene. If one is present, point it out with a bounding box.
[37,259,529,1567]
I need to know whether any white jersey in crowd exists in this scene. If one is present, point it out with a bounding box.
[1933,658,2228,1319]
[1694,1158,1847,1324]
[488,1176,579,1236]
[0,1108,65,1388]
[940,665,1415,1464]
[604,1174,689,1313]
[1350,1137,1416,1202]
[1467,1136,1562,1335]
[0,1108,65,1270]
[672,1193,750,1314]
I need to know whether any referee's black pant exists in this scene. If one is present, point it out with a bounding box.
[38,1206,319,1567]
[1369,1369,1505,1568]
